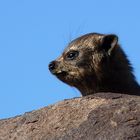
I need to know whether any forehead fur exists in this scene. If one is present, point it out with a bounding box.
[67,33,104,50]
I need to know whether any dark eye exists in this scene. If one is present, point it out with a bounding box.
[66,51,79,60]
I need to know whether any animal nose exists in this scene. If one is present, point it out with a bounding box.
[49,61,56,71]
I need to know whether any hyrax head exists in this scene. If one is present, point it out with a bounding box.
[49,33,119,96]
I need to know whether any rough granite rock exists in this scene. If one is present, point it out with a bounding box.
[0,93,140,140]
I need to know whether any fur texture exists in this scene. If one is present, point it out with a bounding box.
[49,33,140,96]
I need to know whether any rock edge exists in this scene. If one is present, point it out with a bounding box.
[0,93,140,140]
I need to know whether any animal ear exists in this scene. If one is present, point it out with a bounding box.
[100,34,118,55]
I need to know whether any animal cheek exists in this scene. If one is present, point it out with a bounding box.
[72,68,86,77]
[68,71,79,77]
[92,54,101,66]
[76,60,90,68]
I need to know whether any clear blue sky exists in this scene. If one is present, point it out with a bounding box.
[0,0,140,119]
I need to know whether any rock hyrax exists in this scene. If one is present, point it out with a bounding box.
[49,33,140,96]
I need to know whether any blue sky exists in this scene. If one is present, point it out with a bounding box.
[0,0,140,119]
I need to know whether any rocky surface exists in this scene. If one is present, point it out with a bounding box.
[0,93,140,140]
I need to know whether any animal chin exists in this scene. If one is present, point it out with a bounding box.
[56,71,74,84]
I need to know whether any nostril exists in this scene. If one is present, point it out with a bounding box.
[49,61,56,71]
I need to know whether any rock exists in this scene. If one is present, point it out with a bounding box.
[0,93,140,140]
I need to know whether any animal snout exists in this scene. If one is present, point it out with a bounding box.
[49,61,56,72]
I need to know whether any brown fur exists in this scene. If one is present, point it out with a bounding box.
[49,33,140,96]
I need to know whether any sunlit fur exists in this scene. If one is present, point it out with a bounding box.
[50,33,140,96]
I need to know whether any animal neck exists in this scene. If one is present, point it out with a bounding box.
[96,49,140,95]
[98,73,140,95]
[78,48,140,96]
[79,71,140,96]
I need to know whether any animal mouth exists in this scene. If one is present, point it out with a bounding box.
[54,70,68,77]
